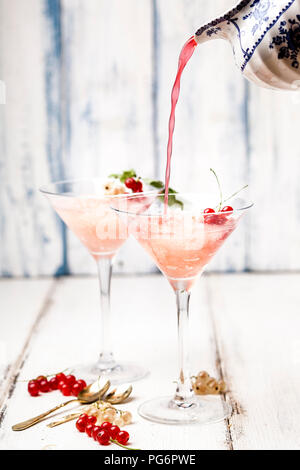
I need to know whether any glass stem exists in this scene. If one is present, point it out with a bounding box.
[95,256,116,370]
[173,289,194,405]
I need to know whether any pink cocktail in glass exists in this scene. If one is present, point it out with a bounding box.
[112,192,252,423]
[41,179,149,383]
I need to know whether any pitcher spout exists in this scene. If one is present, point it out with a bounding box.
[194,0,251,45]
[194,19,233,45]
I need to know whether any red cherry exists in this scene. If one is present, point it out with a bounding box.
[124,177,136,190]
[65,374,76,386]
[56,373,66,382]
[92,425,102,440]
[97,430,110,446]
[39,379,50,393]
[221,205,233,213]
[86,415,97,426]
[100,421,112,431]
[116,430,129,445]
[48,376,59,390]
[109,425,120,440]
[76,417,87,432]
[203,208,215,214]
[28,381,39,396]
[61,384,72,396]
[85,424,95,437]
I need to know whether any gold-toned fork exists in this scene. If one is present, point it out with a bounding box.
[12,378,110,431]
[47,384,133,428]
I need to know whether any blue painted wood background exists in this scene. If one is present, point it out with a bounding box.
[1,0,300,276]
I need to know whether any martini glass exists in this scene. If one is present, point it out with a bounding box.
[40,178,151,383]
[112,192,253,423]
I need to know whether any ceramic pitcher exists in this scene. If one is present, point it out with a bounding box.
[195,0,300,90]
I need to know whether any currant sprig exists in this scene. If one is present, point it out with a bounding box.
[75,415,140,450]
[27,372,87,398]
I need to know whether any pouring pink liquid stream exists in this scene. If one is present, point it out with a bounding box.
[164,36,197,207]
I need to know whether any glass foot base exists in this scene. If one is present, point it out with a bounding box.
[72,361,149,385]
[138,395,232,425]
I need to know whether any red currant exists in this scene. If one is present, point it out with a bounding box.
[109,425,120,440]
[71,380,86,396]
[124,177,136,190]
[39,379,50,393]
[78,413,88,422]
[76,417,87,433]
[92,425,102,441]
[48,376,59,390]
[96,430,110,446]
[28,381,39,396]
[86,415,97,426]
[36,375,46,383]
[116,430,129,445]
[85,423,95,438]
[58,380,66,391]
[221,205,233,213]
[76,379,87,389]
[56,372,66,382]
[61,384,72,396]
[100,421,112,431]
[134,180,143,192]
[65,374,76,386]
[71,383,82,396]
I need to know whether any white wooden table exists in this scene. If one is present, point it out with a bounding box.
[1,273,300,450]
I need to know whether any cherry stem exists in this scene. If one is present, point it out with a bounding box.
[110,439,140,451]
[223,184,248,204]
[210,168,223,211]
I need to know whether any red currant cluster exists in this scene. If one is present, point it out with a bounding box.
[27,372,87,397]
[76,414,130,448]
[203,205,233,225]
[124,177,143,193]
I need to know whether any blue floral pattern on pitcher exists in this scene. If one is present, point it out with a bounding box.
[269,16,300,68]
[243,0,276,35]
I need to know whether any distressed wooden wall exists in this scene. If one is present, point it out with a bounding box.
[0,0,300,276]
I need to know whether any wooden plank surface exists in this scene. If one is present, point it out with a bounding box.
[0,278,54,410]
[209,273,300,450]
[1,273,300,450]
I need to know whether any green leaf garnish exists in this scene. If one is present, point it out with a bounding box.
[109,169,137,183]
[143,179,164,189]
[109,172,184,208]
[144,179,183,208]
